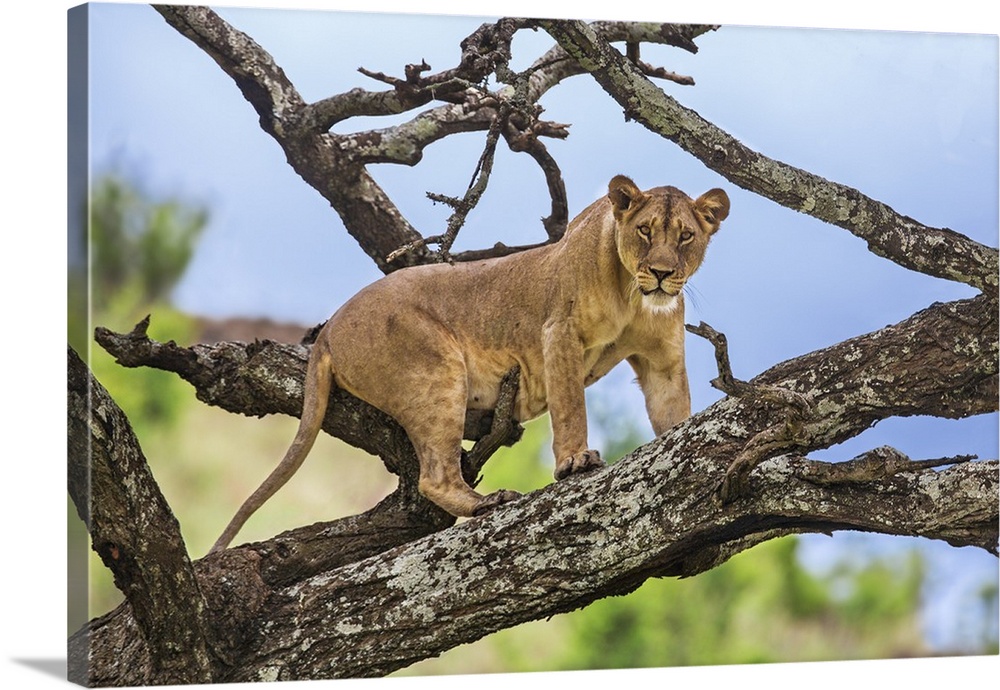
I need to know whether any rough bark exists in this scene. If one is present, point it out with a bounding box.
[73,291,998,682]
[71,300,999,680]
[68,8,999,686]
[67,348,214,685]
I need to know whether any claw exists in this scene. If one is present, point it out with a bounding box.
[471,489,522,516]
[555,449,604,480]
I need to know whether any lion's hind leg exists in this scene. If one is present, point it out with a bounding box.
[410,425,521,518]
[403,388,520,518]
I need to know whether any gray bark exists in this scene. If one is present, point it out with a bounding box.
[67,348,214,685]
[72,292,998,683]
[68,7,998,686]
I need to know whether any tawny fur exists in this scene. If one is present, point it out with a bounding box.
[210,176,729,553]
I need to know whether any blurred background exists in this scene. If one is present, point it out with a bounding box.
[68,0,998,672]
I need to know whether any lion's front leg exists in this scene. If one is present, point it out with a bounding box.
[542,320,606,480]
[628,354,691,436]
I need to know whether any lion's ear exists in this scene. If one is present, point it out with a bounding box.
[694,188,730,234]
[608,175,644,217]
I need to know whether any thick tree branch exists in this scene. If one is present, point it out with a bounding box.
[93,293,997,555]
[153,5,304,139]
[539,19,1000,293]
[221,456,995,681]
[154,5,432,271]
[67,347,214,685]
[73,438,997,682]
[91,317,523,556]
[93,317,516,459]
[75,310,1000,679]
[155,8,719,273]
[79,288,998,682]
[524,22,719,102]
[77,12,998,684]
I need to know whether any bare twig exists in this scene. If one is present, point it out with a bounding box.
[451,240,555,262]
[797,446,978,485]
[624,40,695,86]
[685,321,747,395]
[387,86,514,263]
[465,366,524,484]
[686,321,815,502]
[385,114,505,263]
[637,60,695,85]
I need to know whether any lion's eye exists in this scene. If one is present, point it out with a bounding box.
[637,225,651,239]
[679,230,694,243]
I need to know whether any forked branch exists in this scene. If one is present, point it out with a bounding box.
[155,7,718,272]
[687,321,816,502]
[540,18,999,293]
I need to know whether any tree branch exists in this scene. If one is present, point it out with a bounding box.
[93,317,515,459]
[388,99,511,262]
[74,440,997,681]
[796,446,977,485]
[338,99,499,166]
[91,316,523,556]
[67,347,214,685]
[687,321,816,502]
[524,22,719,102]
[503,127,569,239]
[155,8,719,272]
[154,4,433,272]
[222,455,994,681]
[539,19,1000,293]
[78,287,998,681]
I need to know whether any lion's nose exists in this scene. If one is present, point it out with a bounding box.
[650,267,676,283]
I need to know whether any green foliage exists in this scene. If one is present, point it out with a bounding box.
[89,175,207,312]
[476,418,555,495]
[829,550,925,629]
[975,579,1000,653]
[72,173,210,623]
[554,537,927,670]
[73,173,208,434]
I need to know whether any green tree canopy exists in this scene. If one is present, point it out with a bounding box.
[89,174,207,312]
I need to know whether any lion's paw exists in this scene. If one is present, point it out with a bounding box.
[471,489,522,517]
[554,449,604,480]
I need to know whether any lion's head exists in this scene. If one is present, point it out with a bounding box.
[608,175,730,312]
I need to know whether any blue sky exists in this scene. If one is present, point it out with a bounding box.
[4,3,1000,690]
[83,1,997,655]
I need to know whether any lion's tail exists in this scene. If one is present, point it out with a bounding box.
[209,343,334,554]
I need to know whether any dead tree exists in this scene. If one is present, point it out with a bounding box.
[68,6,998,685]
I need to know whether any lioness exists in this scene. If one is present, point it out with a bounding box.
[210,175,729,553]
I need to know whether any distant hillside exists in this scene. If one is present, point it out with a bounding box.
[194,316,321,345]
